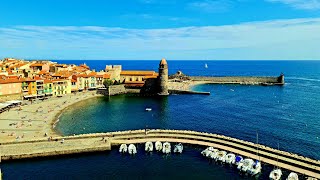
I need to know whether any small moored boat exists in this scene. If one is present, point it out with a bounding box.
[145,141,153,152]
[162,142,171,154]
[145,108,152,111]
[173,143,183,153]
[225,153,236,164]
[236,156,244,170]
[286,172,299,180]
[241,158,254,172]
[269,169,282,180]
[217,151,227,162]
[155,141,162,151]
[119,144,128,153]
[248,160,262,176]
[201,147,214,158]
[128,144,137,155]
[209,148,219,160]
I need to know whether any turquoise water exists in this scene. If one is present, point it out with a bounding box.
[2,60,320,179]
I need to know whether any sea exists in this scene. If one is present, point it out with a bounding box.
[2,60,320,179]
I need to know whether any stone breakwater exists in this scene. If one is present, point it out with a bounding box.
[189,76,284,85]
[1,129,319,178]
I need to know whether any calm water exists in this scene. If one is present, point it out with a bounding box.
[2,60,320,179]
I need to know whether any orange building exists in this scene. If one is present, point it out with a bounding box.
[120,71,158,87]
[0,78,22,96]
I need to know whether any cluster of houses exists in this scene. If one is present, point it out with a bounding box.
[0,58,159,100]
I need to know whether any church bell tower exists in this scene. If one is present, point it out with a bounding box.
[158,58,169,95]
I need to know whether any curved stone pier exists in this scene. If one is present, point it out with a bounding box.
[0,129,319,178]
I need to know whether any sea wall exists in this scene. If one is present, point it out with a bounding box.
[190,76,284,85]
[96,85,126,96]
[1,129,319,178]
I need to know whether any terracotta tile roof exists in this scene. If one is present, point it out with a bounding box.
[38,70,49,75]
[103,74,111,79]
[30,63,44,67]
[21,78,36,82]
[88,72,97,76]
[0,78,23,84]
[76,74,89,78]
[52,79,68,82]
[34,77,45,80]
[44,79,52,83]
[120,71,157,76]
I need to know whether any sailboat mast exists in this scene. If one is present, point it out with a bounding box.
[277,142,279,168]
[256,131,259,160]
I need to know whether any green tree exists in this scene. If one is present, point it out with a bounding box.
[103,79,113,87]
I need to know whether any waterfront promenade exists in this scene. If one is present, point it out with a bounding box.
[1,129,319,178]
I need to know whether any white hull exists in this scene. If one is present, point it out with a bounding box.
[225,153,236,164]
[217,151,227,162]
[241,159,254,172]
[128,144,137,155]
[155,141,162,151]
[209,149,219,160]
[248,160,262,176]
[162,142,171,154]
[269,169,282,180]
[119,144,128,153]
[145,141,153,152]
[286,172,299,180]
[173,143,183,153]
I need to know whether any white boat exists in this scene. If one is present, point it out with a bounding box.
[162,142,171,154]
[217,151,227,162]
[205,63,208,68]
[145,108,152,111]
[173,143,183,153]
[269,169,282,180]
[155,141,162,151]
[145,141,153,152]
[236,156,244,170]
[209,148,219,160]
[119,144,128,153]
[241,158,254,172]
[225,153,236,164]
[248,160,262,176]
[201,147,215,158]
[286,172,299,180]
[128,144,137,155]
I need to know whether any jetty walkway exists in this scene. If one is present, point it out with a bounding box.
[1,129,319,178]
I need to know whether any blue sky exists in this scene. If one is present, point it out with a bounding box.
[0,0,320,60]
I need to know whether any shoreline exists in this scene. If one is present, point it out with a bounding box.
[0,91,102,143]
[0,82,199,143]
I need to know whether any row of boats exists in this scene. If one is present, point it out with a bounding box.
[119,142,183,154]
[201,147,299,180]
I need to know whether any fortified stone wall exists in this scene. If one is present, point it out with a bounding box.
[190,76,283,84]
[97,85,126,96]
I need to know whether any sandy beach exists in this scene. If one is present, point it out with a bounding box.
[0,91,102,143]
[0,81,198,143]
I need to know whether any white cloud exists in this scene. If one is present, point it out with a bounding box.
[0,18,320,60]
[266,0,320,10]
